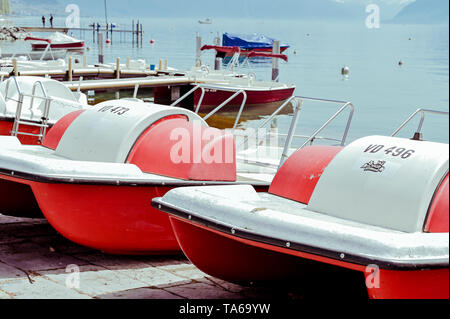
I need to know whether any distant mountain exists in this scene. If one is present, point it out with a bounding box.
[393,0,449,24]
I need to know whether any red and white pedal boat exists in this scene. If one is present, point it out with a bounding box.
[0,76,87,144]
[27,33,85,50]
[153,109,449,299]
[0,100,272,255]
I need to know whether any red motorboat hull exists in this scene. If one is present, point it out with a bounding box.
[193,86,295,109]
[169,216,449,299]
[0,119,44,145]
[32,42,85,50]
[0,174,269,255]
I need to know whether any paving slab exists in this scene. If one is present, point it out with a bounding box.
[0,261,26,281]
[0,214,46,225]
[30,235,96,255]
[0,242,88,272]
[157,263,209,281]
[97,287,183,299]
[165,282,245,299]
[0,215,304,300]
[38,264,155,297]
[0,276,90,299]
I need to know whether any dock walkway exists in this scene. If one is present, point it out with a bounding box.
[0,214,295,299]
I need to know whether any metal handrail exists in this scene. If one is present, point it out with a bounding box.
[391,108,449,138]
[171,84,248,129]
[30,80,48,109]
[296,101,354,150]
[5,77,54,143]
[170,84,201,109]
[236,96,354,169]
[4,76,21,101]
[203,89,247,129]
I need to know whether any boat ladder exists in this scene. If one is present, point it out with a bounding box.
[5,77,52,143]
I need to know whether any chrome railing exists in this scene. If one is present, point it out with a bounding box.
[391,108,449,139]
[236,96,355,169]
[5,77,53,143]
[170,84,248,129]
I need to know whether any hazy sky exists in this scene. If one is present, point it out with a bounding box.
[55,0,417,19]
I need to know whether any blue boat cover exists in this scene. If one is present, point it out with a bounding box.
[222,33,289,50]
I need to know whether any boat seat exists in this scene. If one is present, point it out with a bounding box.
[306,136,449,232]
[53,100,208,164]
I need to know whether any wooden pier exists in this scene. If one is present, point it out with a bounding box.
[21,27,69,33]
[19,21,144,46]
[63,76,195,92]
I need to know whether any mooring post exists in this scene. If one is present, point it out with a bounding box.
[140,23,143,47]
[116,57,120,79]
[92,23,95,43]
[98,32,104,64]
[132,20,134,46]
[68,57,73,81]
[214,35,221,70]
[196,33,202,67]
[110,24,113,43]
[136,21,139,47]
[272,40,280,82]
[13,58,18,77]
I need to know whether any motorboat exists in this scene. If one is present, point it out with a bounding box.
[1,37,67,61]
[153,108,449,299]
[28,33,84,50]
[177,46,295,111]
[0,76,87,144]
[0,49,66,61]
[198,18,212,24]
[222,32,289,56]
[0,99,279,255]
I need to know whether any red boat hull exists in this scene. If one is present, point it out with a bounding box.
[193,87,295,109]
[0,174,269,255]
[0,119,44,145]
[170,216,449,299]
[32,42,84,50]
[0,174,180,254]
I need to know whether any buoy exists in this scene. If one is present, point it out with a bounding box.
[150,39,155,44]
[106,38,111,44]
[341,66,350,75]
[293,50,297,55]
[398,61,403,66]
[306,33,310,37]
[86,47,91,52]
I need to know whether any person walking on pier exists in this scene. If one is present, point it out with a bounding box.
[42,16,46,27]
[50,14,54,28]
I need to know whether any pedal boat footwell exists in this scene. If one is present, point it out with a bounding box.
[0,100,270,255]
[153,136,449,299]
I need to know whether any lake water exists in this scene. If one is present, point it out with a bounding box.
[2,16,449,145]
